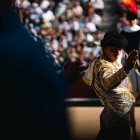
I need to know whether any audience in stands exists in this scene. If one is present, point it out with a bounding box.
[17,0,105,69]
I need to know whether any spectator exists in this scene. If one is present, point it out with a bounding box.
[121,11,140,54]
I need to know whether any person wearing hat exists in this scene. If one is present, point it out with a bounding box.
[92,31,139,140]
[0,0,71,139]
[120,11,140,54]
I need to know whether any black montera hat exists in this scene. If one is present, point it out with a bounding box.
[101,31,128,49]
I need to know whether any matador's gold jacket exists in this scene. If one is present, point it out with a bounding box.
[82,54,135,116]
[93,54,135,116]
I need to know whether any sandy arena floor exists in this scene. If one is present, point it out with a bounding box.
[67,107,140,140]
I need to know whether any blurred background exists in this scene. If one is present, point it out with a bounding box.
[16,0,139,70]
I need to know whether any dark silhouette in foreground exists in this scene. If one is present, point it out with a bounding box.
[0,0,71,139]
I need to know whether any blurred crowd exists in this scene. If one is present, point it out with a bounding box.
[15,0,140,69]
[16,0,105,69]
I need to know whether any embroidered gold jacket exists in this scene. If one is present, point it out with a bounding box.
[87,54,135,116]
